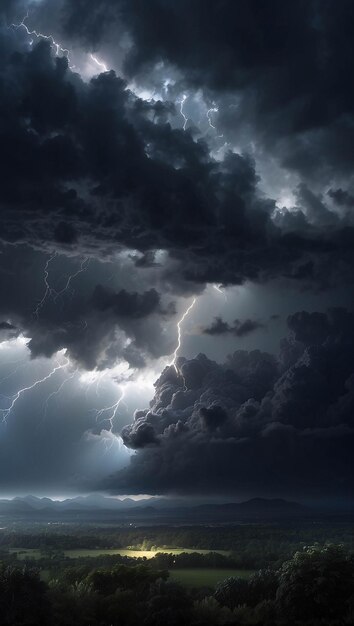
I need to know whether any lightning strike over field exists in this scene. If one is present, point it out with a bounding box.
[0,352,69,424]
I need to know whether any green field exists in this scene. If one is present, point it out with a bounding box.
[10,547,231,560]
[9,548,42,560]
[170,568,254,588]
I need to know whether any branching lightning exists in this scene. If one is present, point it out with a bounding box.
[94,386,126,427]
[11,12,75,68]
[169,298,197,371]
[54,258,90,302]
[93,386,127,452]
[0,351,69,424]
[33,253,57,318]
[180,94,189,130]
[43,367,78,420]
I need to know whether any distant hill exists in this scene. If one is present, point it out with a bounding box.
[0,494,138,515]
[0,494,313,521]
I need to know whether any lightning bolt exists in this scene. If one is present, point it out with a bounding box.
[169,298,197,371]
[207,106,218,129]
[90,53,108,73]
[33,253,57,318]
[93,386,127,452]
[0,351,69,424]
[54,258,90,302]
[11,12,74,68]
[206,104,223,138]
[10,12,114,76]
[94,386,126,427]
[42,367,78,421]
[213,283,227,301]
[180,94,188,130]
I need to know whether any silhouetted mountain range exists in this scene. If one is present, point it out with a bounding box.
[0,495,316,521]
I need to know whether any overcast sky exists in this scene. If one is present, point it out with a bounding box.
[0,0,353,504]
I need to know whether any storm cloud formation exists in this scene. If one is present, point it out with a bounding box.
[113,309,354,498]
[203,317,265,338]
[1,2,354,285]
[61,0,354,181]
[0,1,353,498]
[0,1,354,370]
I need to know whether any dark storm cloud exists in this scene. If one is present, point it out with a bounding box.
[203,317,230,336]
[104,308,354,497]
[0,244,177,370]
[92,286,160,318]
[61,0,354,184]
[0,17,354,295]
[203,317,265,337]
[328,188,354,208]
[2,19,353,371]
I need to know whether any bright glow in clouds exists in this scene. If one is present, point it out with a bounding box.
[213,283,227,302]
[89,53,108,73]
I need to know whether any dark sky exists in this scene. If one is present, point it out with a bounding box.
[0,0,353,503]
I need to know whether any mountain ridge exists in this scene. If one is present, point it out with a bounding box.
[0,495,312,520]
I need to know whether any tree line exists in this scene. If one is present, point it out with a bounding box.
[0,544,353,625]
